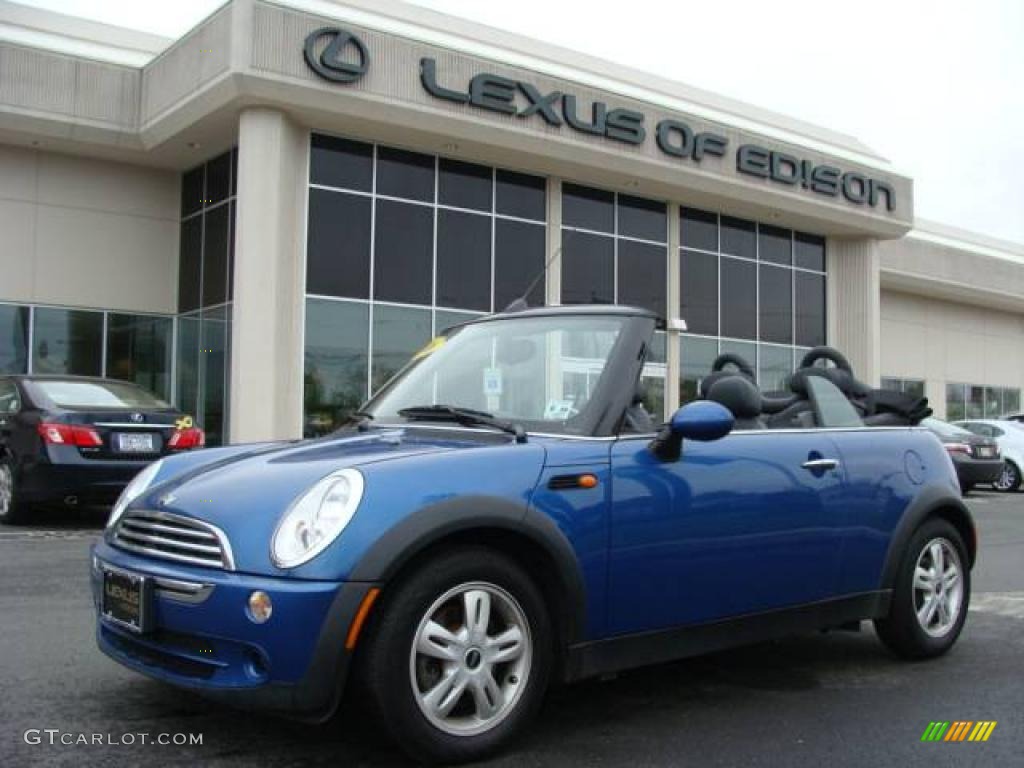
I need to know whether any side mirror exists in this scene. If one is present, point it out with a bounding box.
[649,401,734,461]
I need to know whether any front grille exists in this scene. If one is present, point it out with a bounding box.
[111,511,234,571]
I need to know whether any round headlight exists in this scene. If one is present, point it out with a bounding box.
[107,459,164,529]
[271,468,364,568]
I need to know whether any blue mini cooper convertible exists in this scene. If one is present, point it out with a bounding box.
[92,306,973,763]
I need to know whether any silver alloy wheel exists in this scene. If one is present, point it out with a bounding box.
[993,462,1019,492]
[913,537,964,638]
[410,581,532,737]
[0,463,11,517]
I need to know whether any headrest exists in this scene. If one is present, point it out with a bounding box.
[699,369,755,400]
[706,376,762,420]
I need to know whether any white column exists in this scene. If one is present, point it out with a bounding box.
[545,178,562,307]
[826,236,881,386]
[229,108,307,443]
[665,202,681,417]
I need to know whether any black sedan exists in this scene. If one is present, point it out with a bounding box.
[0,375,204,524]
[922,417,1002,494]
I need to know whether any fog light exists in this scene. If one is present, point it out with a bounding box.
[247,591,273,623]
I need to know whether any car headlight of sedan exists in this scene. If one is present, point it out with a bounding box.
[107,459,164,529]
[271,468,364,568]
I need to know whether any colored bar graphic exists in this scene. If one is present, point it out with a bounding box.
[921,721,996,742]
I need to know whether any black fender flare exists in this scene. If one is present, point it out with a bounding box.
[348,495,588,645]
[879,485,976,591]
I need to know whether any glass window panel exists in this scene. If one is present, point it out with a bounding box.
[563,183,614,233]
[439,158,492,212]
[617,194,666,242]
[310,134,373,192]
[795,271,826,348]
[371,304,431,393]
[178,216,202,313]
[1004,388,1020,415]
[617,240,666,320]
[905,380,925,399]
[720,257,756,340]
[202,203,229,307]
[679,248,718,336]
[759,264,793,344]
[561,230,614,305]
[206,152,231,206]
[720,215,756,259]
[681,207,717,251]
[227,200,236,301]
[376,146,435,202]
[494,219,545,311]
[304,299,369,436]
[759,344,793,393]
[306,189,372,299]
[966,385,985,419]
[647,331,667,364]
[437,209,492,312]
[0,305,29,374]
[495,169,546,221]
[436,309,483,334]
[759,224,792,265]
[230,147,238,197]
[985,387,1003,418]
[200,306,229,447]
[181,164,204,217]
[945,382,966,422]
[373,200,434,305]
[795,232,826,271]
[721,339,757,371]
[680,335,719,404]
[881,377,901,392]
[32,307,103,376]
[106,314,173,400]
[175,313,200,417]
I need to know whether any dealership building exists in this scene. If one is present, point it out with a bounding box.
[1,0,1022,444]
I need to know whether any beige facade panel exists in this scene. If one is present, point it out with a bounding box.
[0,144,179,314]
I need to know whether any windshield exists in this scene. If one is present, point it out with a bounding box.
[30,380,171,410]
[365,314,629,435]
[922,418,973,439]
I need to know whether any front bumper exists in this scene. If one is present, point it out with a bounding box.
[91,539,377,720]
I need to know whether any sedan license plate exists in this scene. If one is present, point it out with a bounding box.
[976,446,995,458]
[115,432,156,453]
[101,567,152,633]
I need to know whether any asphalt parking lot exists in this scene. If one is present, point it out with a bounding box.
[1,492,1021,768]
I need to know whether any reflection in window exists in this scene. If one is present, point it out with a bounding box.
[759,344,793,394]
[680,335,718,404]
[0,304,29,374]
[200,306,229,447]
[303,300,369,437]
[372,304,432,393]
[32,308,103,376]
[106,314,173,400]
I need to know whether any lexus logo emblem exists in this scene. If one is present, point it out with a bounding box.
[130,413,144,423]
[303,27,369,84]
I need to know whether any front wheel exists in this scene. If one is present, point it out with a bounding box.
[875,519,970,659]
[361,548,553,764]
[993,461,1021,493]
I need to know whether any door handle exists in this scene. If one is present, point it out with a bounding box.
[802,458,839,471]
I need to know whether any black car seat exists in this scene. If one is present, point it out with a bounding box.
[706,375,764,430]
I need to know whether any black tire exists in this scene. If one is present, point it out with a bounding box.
[993,461,1021,493]
[360,547,553,764]
[874,518,970,660]
[0,455,25,525]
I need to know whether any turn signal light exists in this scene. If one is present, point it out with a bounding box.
[37,422,103,447]
[168,426,205,450]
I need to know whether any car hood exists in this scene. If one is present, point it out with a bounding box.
[120,427,548,578]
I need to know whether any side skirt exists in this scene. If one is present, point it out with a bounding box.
[564,591,891,682]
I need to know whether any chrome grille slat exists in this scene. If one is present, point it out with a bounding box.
[111,510,234,571]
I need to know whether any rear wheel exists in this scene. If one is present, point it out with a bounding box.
[993,461,1021,492]
[0,457,25,525]
[875,519,970,659]
[361,548,552,764]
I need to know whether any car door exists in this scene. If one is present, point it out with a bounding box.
[606,426,847,636]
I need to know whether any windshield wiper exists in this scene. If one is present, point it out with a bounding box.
[397,404,527,443]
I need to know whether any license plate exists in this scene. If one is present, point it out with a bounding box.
[101,567,152,633]
[977,446,995,458]
[115,433,156,453]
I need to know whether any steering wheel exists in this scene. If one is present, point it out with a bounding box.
[710,353,755,380]
[799,346,853,374]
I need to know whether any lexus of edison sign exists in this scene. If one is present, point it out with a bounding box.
[306,26,896,212]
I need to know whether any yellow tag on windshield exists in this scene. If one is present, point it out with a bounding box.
[412,336,446,361]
